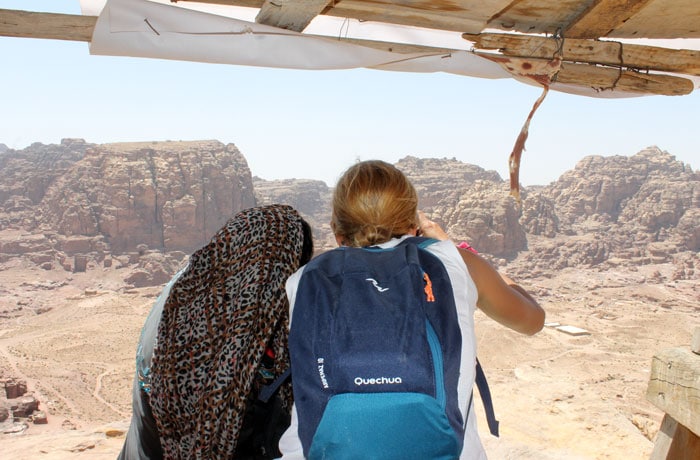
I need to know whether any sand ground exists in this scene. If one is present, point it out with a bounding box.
[1,258,698,459]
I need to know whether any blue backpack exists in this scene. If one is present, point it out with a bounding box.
[287,237,497,460]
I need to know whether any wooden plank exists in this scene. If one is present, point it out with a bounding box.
[177,0,265,7]
[180,0,508,33]
[477,51,694,96]
[463,32,700,76]
[612,0,700,39]
[0,7,455,54]
[646,347,700,436]
[650,414,700,460]
[556,62,694,96]
[0,9,95,42]
[255,0,333,32]
[177,0,700,38]
[564,0,653,39]
[485,0,588,36]
[316,0,490,34]
[650,413,677,460]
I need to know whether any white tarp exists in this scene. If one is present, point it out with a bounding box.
[88,0,507,76]
[84,0,699,98]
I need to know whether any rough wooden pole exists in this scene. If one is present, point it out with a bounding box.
[646,333,700,459]
[0,9,96,42]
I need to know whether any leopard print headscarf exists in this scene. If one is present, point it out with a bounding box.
[149,205,306,459]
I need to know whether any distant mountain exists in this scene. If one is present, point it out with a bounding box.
[1,141,697,285]
[257,147,699,282]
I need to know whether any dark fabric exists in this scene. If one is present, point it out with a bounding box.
[235,391,292,459]
[148,205,306,459]
[118,377,163,460]
[475,359,499,437]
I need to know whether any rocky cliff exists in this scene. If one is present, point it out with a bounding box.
[0,139,255,284]
[254,147,698,278]
[397,156,527,257]
[253,177,336,250]
[1,141,697,286]
[518,147,699,276]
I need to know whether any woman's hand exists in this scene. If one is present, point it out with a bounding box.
[417,211,450,241]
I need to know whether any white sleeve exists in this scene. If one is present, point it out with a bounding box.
[278,268,306,458]
[285,268,304,327]
[277,404,305,459]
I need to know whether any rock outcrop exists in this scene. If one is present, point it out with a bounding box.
[1,378,46,433]
[37,140,256,253]
[1,141,697,283]
[253,177,335,252]
[0,139,88,229]
[520,147,700,270]
[397,156,526,257]
[0,140,256,279]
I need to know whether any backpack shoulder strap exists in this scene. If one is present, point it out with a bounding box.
[406,237,500,437]
[400,236,440,249]
[476,358,499,437]
[258,368,292,403]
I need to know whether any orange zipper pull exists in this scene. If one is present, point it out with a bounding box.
[423,272,435,302]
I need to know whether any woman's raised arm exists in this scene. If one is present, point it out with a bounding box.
[417,211,545,335]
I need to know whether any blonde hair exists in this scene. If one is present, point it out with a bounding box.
[332,160,418,247]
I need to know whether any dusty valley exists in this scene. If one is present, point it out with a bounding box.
[1,257,697,459]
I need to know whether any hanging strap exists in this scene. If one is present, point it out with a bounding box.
[258,368,292,403]
[475,358,499,437]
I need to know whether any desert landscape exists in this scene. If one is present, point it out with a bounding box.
[1,140,698,459]
[2,251,697,459]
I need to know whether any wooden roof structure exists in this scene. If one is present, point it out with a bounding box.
[2,0,699,97]
[2,0,698,200]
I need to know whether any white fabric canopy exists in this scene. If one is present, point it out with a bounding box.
[84,0,699,98]
[88,0,506,75]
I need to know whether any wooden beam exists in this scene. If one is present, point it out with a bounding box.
[647,347,700,436]
[307,38,692,96]
[1,7,695,97]
[176,0,265,7]
[650,414,700,460]
[556,62,694,96]
[564,0,655,39]
[179,0,493,34]
[255,0,333,32]
[0,7,459,57]
[463,32,700,76]
[315,0,487,34]
[0,9,95,42]
[477,52,694,96]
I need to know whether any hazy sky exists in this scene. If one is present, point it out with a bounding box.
[2,0,698,187]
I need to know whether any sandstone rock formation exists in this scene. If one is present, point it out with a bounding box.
[0,138,87,230]
[253,177,335,251]
[521,147,700,271]
[1,140,256,280]
[37,140,256,253]
[1,141,697,284]
[396,156,527,257]
[1,378,46,433]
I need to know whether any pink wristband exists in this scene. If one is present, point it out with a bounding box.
[457,241,478,254]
